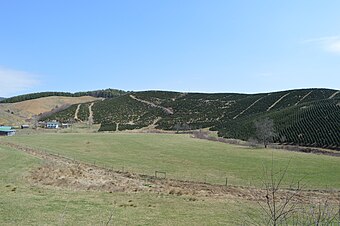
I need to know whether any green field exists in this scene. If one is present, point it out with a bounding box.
[4,133,340,189]
[0,142,258,225]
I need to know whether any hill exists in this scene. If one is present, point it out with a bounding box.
[44,88,340,150]
[0,97,5,101]
[0,96,100,125]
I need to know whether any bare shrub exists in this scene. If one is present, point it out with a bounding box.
[243,156,340,225]
[192,130,209,139]
[291,199,340,225]
[247,137,259,148]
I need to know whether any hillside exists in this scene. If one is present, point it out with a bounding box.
[0,96,100,125]
[43,88,340,150]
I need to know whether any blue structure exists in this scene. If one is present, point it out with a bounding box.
[46,121,59,129]
[0,126,16,136]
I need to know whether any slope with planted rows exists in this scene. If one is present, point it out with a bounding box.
[42,88,340,150]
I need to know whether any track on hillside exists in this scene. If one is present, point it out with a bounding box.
[74,104,81,121]
[129,95,174,115]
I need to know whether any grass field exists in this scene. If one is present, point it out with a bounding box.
[3,132,340,189]
[0,143,258,225]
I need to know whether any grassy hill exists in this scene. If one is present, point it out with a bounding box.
[0,96,100,126]
[20,88,340,150]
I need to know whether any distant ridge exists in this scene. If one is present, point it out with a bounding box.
[0,89,125,103]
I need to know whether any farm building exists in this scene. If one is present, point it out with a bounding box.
[46,121,59,129]
[38,121,46,128]
[0,126,16,136]
[62,123,71,128]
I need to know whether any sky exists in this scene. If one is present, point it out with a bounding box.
[0,0,340,97]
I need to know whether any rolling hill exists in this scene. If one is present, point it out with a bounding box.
[41,88,340,150]
[0,89,340,150]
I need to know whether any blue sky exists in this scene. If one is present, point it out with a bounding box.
[0,0,339,97]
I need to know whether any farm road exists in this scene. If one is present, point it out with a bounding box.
[74,104,81,121]
[88,102,94,124]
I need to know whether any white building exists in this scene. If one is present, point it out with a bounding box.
[46,121,59,129]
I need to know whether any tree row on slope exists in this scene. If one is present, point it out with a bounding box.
[93,95,165,131]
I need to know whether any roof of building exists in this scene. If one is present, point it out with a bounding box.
[46,121,59,124]
[0,126,16,132]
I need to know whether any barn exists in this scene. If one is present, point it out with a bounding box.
[0,126,16,136]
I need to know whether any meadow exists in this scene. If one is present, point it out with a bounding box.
[0,142,257,225]
[4,132,340,189]
[1,132,340,225]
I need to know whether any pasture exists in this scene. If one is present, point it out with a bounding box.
[4,132,340,189]
[1,132,339,225]
[0,143,256,225]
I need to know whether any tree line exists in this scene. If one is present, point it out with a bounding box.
[0,89,126,103]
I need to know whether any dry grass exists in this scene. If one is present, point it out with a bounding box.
[10,96,99,117]
[29,159,338,204]
[0,96,99,126]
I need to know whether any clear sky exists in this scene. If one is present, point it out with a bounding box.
[0,0,339,97]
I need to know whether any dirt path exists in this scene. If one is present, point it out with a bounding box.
[233,96,266,119]
[0,141,338,203]
[329,90,340,99]
[267,92,290,111]
[88,102,94,125]
[129,95,174,115]
[295,91,313,106]
[74,104,81,122]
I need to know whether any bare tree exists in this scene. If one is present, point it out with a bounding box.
[254,117,276,148]
[256,159,302,225]
[243,156,339,226]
